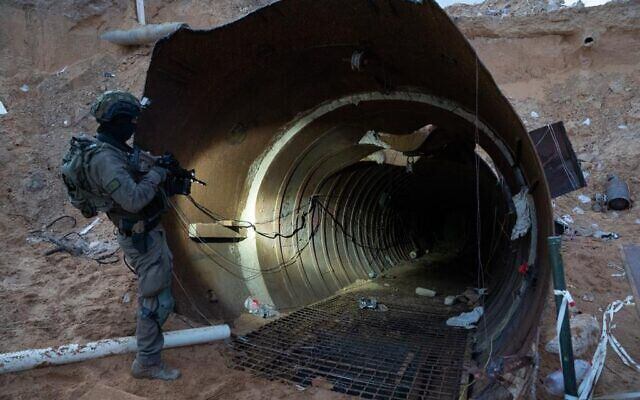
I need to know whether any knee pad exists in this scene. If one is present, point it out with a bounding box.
[140,288,174,327]
[156,287,175,327]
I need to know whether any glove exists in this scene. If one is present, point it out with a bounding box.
[150,165,169,182]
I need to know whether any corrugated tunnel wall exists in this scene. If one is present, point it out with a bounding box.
[136,0,553,385]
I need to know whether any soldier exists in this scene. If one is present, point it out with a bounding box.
[62,91,180,380]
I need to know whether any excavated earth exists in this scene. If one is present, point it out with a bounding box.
[0,0,639,398]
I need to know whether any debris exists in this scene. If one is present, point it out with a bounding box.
[578,194,591,204]
[56,65,68,76]
[444,295,457,306]
[244,297,278,318]
[311,376,334,390]
[543,359,591,396]
[593,230,619,240]
[561,214,574,225]
[103,72,115,78]
[546,313,599,356]
[459,288,486,305]
[572,206,585,215]
[140,97,151,107]
[63,120,70,127]
[357,297,387,311]
[582,118,591,126]
[606,174,631,211]
[20,84,29,92]
[0,101,7,115]
[530,111,539,119]
[122,293,131,303]
[79,218,101,236]
[446,306,483,329]
[579,297,637,398]
[24,174,45,192]
[510,188,531,240]
[582,292,595,302]
[415,287,436,297]
[367,271,377,279]
[592,193,607,212]
[618,124,628,130]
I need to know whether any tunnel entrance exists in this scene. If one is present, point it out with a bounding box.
[138,1,554,396]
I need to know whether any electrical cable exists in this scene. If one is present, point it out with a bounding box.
[473,53,494,372]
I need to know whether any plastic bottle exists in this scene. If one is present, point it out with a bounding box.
[543,359,591,396]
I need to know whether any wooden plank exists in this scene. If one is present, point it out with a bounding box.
[622,244,640,319]
[188,223,246,239]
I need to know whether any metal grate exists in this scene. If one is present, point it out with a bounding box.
[230,292,471,399]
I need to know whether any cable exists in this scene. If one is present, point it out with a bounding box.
[473,53,494,372]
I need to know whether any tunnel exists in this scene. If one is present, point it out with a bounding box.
[136,0,553,397]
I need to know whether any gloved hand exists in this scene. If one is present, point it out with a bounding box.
[164,175,192,196]
[150,165,169,182]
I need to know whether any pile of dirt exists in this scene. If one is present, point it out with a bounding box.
[1,0,639,398]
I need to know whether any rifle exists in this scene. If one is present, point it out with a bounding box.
[130,147,206,195]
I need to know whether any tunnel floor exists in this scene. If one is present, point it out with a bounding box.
[230,259,475,399]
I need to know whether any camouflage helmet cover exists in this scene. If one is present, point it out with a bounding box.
[90,91,142,123]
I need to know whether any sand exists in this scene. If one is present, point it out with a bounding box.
[1,0,639,398]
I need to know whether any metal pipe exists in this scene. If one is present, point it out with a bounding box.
[0,325,230,374]
[100,23,186,46]
[548,236,578,397]
[606,174,631,211]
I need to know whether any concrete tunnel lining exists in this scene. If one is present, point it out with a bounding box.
[135,0,554,389]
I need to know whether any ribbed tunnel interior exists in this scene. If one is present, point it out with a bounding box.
[244,97,526,363]
[136,0,554,395]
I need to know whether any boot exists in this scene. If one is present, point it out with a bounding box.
[131,358,181,381]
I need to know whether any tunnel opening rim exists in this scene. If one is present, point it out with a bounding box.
[235,88,543,359]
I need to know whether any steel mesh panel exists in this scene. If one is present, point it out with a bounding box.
[230,292,471,399]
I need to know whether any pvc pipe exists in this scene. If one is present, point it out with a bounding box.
[136,0,146,25]
[0,325,230,374]
[100,23,187,46]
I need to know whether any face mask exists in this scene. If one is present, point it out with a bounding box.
[100,119,136,143]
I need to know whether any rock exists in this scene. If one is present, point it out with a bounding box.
[415,287,436,297]
[24,174,45,192]
[581,292,595,302]
[444,295,457,306]
[545,314,599,356]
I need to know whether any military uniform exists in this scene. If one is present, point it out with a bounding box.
[84,134,176,369]
[62,91,180,379]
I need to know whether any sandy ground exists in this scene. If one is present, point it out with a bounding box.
[1,0,639,398]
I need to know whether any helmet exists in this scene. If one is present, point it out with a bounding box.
[90,91,141,123]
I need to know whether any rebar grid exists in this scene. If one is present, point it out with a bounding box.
[231,292,471,399]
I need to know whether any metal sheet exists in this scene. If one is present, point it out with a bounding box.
[529,122,586,198]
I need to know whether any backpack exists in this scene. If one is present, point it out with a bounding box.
[61,135,114,218]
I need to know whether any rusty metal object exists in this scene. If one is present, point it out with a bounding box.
[606,174,631,210]
[136,0,553,396]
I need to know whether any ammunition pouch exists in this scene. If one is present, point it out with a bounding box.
[117,216,161,253]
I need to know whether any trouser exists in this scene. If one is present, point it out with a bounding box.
[118,224,175,366]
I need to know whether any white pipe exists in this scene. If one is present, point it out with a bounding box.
[0,325,230,374]
[136,0,146,25]
[100,23,186,46]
